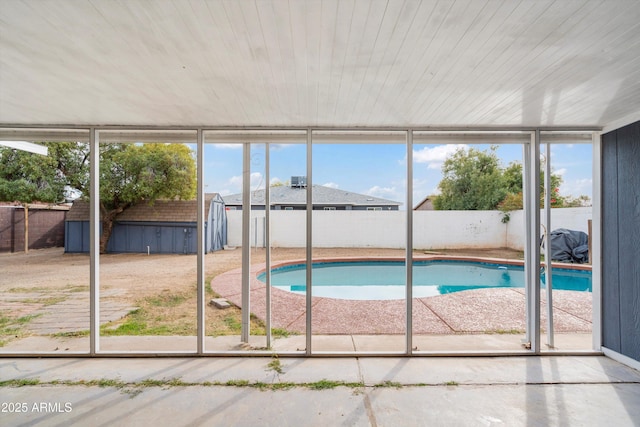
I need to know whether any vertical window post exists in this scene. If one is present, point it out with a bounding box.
[406,129,413,355]
[197,129,205,353]
[241,142,251,343]
[89,128,100,355]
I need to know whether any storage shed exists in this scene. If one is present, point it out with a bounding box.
[65,193,226,254]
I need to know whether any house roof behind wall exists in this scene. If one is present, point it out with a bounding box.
[223,185,400,208]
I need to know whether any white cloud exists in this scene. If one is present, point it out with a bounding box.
[561,178,592,197]
[322,182,339,189]
[554,168,568,176]
[227,175,242,187]
[212,143,243,149]
[227,172,264,191]
[251,172,265,188]
[365,185,397,199]
[413,144,468,169]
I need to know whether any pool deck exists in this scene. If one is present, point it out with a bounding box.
[211,256,592,336]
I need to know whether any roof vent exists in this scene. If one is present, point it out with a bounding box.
[290,176,307,188]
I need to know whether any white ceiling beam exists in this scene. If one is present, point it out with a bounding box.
[0,141,48,155]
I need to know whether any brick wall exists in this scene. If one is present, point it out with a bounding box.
[0,206,67,252]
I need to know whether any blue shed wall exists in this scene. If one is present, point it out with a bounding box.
[64,221,91,253]
[108,222,197,254]
[65,197,227,254]
[65,221,202,254]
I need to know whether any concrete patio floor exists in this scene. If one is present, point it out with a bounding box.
[1,355,639,426]
[1,332,592,354]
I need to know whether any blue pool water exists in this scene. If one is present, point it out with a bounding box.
[257,260,592,300]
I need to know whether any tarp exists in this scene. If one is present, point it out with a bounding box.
[545,228,589,263]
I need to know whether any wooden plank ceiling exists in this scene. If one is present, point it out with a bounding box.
[1,0,639,128]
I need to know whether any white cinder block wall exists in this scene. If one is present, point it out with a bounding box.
[225,207,592,251]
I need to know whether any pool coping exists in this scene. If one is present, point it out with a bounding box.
[255,255,594,274]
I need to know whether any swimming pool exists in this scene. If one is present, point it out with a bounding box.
[257,260,592,300]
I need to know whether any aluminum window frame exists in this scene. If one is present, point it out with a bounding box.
[0,125,602,357]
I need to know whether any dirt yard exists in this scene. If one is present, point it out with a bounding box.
[1,246,526,343]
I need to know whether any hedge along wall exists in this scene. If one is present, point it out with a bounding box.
[0,205,68,253]
[225,207,592,250]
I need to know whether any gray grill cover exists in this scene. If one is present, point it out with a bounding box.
[545,228,589,263]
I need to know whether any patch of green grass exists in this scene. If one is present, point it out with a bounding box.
[0,377,403,394]
[146,293,187,307]
[226,379,249,387]
[486,329,523,335]
[0,313,39,346]
[267,356,284,374]
[374,380,402,389]
[138,378,190,388]
[271,328,295,338]
[307,379,343,390]
[20,296,66,306]
[67,286,90,292]
[100,306,190,336]
[5,285,88,293]
[91,379,128,388]
[223,314,242,331]
[51,330,90,338]
[16,314,41,324]
[269,382,296,390]
[6,286,49,293]
[0,378,40,387]
[105,318,148,335]
[205,276,218,295]
[444,381,459,386]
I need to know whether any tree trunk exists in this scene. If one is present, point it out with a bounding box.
[99,203,128,254]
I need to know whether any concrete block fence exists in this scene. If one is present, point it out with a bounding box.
[225,207,592,251]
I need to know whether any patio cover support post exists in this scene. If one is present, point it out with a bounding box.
[544,142,554,348]
[89,128,100,355]
[197,129,205,353]
[306,129,313,355]
[591,132,602,351]
[523,143,531,345]
[526,130,542,353]
[406,130,413,355]
[241,142,251,343]
[265,143,272,348]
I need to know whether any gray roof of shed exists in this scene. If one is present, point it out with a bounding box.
[223,185,400,207]
[66,194,221,222]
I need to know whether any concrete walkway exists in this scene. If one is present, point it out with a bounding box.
[1,355,639,426]
[0,289,136,335]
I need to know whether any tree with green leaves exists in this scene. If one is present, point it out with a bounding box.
[0,142,196,253]
[0,144,66,203]
[499,160,569,211]
[433,146,507,210]
[96,143,196,253]
[433,146,589,213]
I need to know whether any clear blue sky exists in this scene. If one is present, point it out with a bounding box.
[203,142,593,209]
